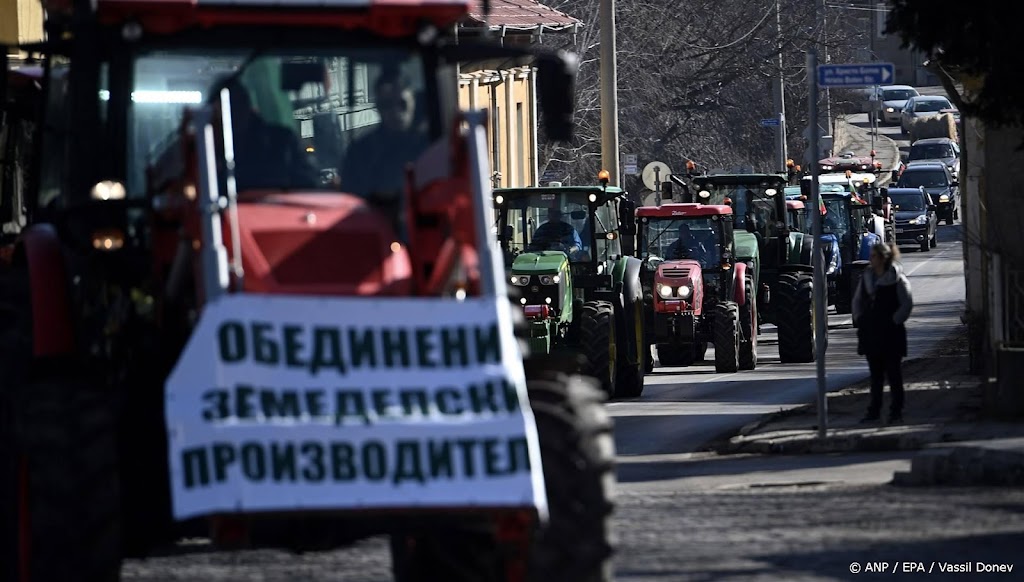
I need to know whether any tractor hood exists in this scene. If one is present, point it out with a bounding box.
[733,231,759,262]
[231,192,411,295]
[511,251,569,274]
[654,259,703,313]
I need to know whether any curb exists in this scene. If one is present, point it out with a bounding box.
[894,445,1024,486]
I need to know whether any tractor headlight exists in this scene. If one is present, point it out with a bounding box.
[821,164,833,171]
[511,275,531,286]
[911,214,928,225]
[657,284,673,298]
[677,285,692,299]
[539,274,560,285]
[698,190,711,199]
[939,194,950,203]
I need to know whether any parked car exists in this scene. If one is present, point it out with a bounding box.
[900,95,959,134]
[870,85,919,124]
[907,137,961,180]
[895,160,959,225]
[887,186,937,252]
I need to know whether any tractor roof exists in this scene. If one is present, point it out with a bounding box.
[495,185,626,205]
[691,173,788,187]
[636,203,733,218]
[46,0,472,36]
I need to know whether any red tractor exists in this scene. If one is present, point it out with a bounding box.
[0,1,615,581]
[636,203,756,373]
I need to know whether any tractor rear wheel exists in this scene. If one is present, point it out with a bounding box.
[580,301,617,397]
[776,272,815,363]
[695,341,708,362]
[712,301,740,373]
[738,276,757,370]
[657,344,694,368]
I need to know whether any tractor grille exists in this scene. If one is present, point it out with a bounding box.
[662,266,691,278]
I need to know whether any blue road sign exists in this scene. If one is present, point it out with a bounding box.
[760,118,780,127]
[817,63,894,88]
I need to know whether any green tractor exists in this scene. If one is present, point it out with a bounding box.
[494,181,647,397]
[667,172,816,363]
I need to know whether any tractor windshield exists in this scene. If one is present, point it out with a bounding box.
[695,183,782,235]
[499,191,598,262]
[133,47,433,200]
[821,198,851,235]
[641,216,723,269]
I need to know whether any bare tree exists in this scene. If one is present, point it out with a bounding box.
[538,0,870,189]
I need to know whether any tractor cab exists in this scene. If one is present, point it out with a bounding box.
[495,183,636,302]
[820,190,880,312]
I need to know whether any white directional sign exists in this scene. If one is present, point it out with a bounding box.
[817,63,894,88]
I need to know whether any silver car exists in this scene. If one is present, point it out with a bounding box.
[870,85,919,124]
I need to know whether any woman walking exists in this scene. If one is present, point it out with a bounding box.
[853,242,914,423]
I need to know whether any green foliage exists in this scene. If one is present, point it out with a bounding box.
[887,1,1020,128]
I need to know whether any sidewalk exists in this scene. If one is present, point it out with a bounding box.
[710,322,1024,486]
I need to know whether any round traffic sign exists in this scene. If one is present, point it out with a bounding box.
[641,161,672,191]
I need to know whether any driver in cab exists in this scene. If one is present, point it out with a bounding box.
[529,207,584,253]
[666,223,709,265]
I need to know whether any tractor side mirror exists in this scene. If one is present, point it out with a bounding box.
[661,181,673,202]
[744,212,761,234]
[535,50,578,143]
[619,199,636,235]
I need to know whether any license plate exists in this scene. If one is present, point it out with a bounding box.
[895,228,904,233]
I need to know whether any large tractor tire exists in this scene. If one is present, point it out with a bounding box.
[393,372,617,582]
[580,301,617,397]
[775,272,816,363]
[712,301,740,373]
[614,298,646,398]
[525,372,616,582]
[0,265,122,582]
[738,276,758,370]
[657,343,694,368]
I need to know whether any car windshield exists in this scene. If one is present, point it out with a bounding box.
[914,99,952,112]
[642,216,723,269]
[889,192,926,211]
[499,191,619,263]
[883,89,915,101]
[909,144,955,160]
[134,47,432,198]
[898,170,949,189]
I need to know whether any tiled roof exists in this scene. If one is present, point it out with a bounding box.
[465,0,580,31]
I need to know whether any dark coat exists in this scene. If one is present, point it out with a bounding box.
[852,264,914,357]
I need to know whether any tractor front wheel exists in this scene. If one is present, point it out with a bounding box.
[580,301,617,397]
[614,299,646,398]
[738,276,757,370]
[712,301,740,373]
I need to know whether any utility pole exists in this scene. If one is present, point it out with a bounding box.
[773,0,788,172]
[599,0,620,186]
[819,0,831,136]
[808,49,829,439]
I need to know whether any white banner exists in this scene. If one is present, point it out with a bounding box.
[165,294,546,520]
